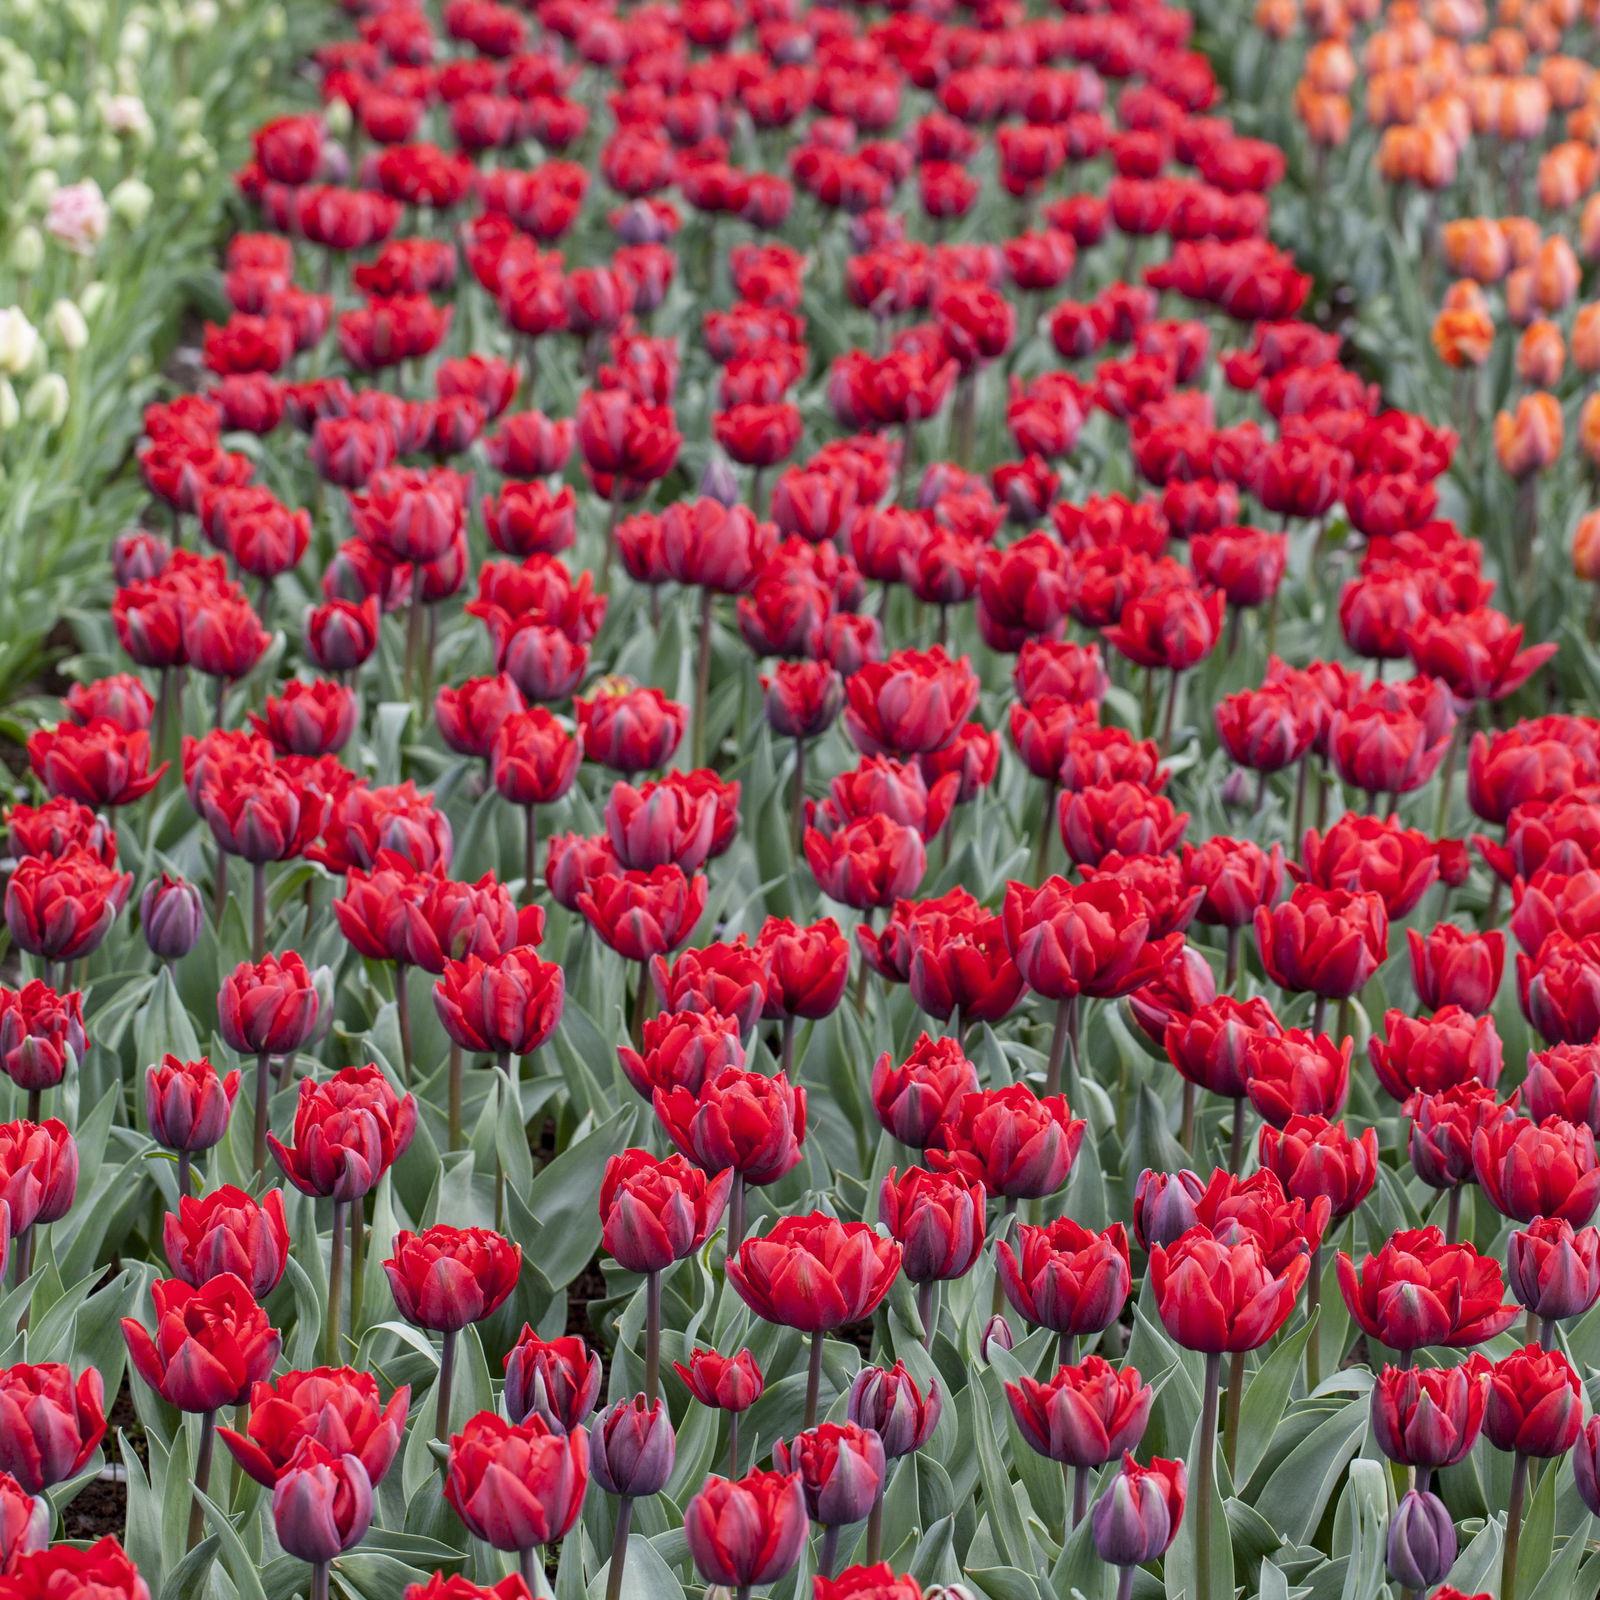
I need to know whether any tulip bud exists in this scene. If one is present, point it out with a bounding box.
[9,227,42,276]
[1506,1218,1600,1321]
[1132,1169,1205,1249]
[589,1395,676,1498]
[140,874,202,960]
[1090,1453,1186,1567]
[847,1364,941,1459]
[0,1471,50,1569]
[1575,1417,1600,1516]
[272,1444,374,1563]
[1386,1490,1456,1591]
[24,374,69,429]
[698,456,742,509]
[43,300,87,354]
[0,382,17,433]
[979,1315,1014,1363]
[145,1054,239,1154]
[772,1423,886,1527]
[0,310,40,377]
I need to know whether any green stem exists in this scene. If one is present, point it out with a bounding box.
[1223,1348,1246,1478]
[693,588,715,769]
[817,1524,840,1580]
[448,1041,463,1149]
[349,1197,365,1339]
[394,964,414,1087]
[605,1498,633,1600]
[185,1409,217,1550]
[1503,1452,1530,1600]
[917,1280,936,1348]
[1195,1351,1222,1600]
[325,1199,348,1367]
[523,805,539,908]
[804,1329,824,1429]
[1305,1245,1322,1391]
[644,1270,662,1402]
[790,739,807,855]
[253,1051,270,1178]
[435,1326,458,1442]
[251,861,267,965]
[1044,996,1072,1098]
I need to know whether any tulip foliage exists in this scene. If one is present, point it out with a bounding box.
[6,0,1600,1592]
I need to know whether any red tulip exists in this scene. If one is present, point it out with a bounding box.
[0,1538,150,1600]
[654,1066,806,1187]
[673,1348,764,1412]
[503,1331,601,1432]
[1149,1228,1308,1352]
[1484,1345,1583,1456]
[1258,1115,1379,1218]
[271,1441,373,1563]
[1408,924,1505,1015]
[577,866,707,961]
[434,946,564,1058]
[1254,885,1387,1000]
[218,1368,409,1488]
[1005,1356,1152,1467]
[599,1148,732,1273]
[877,1166,985,1283]
[267,1065,417,1202]
[27,721,165,808]
[1370,1007,1503,1102]
[684,1470,808,1589]
[1372,1359,1488,1470]
[445,1411,589,1552]
[1472,1114,1600,1225]
[1506,1217,1600,1321]
[122,1274,281,1412]
[163,1185,289,1297]
[384,1225,521,1331]
[0,1364,106,1493]
[5,849,132,963]
[929,1085,1086,1199]
[728,1213,901,1332]
[1336,1226,1518,1352]
[996,1220,1131,1336]
[869,1035,978,1148]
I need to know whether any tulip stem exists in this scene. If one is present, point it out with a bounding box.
[251,861,267,964]
[1445,1187,1462,1245]
[1224,927,1241,995]
[1033,780,1056,883]
[917,1281,936,1348]
[605,1498,633,1600]
[522,805,539,908]
[186,1409,217,1551]
[1071,1462,1089,1530]
[1228,1100,1248,1175]
[435,1325,457,1443]
[1059,1332,1078,1369]
[1159,668,1180,757]
[1305,1245,1322,1391]
[780,1015,796,1079]
[447,1041,463,1149]
[692,588,715,769]
[177,1150,192,1199]
[790,739,807,855]
[818,1525,840,1580]
[1223,1349,1246,1478]
[25,1088,40,1126]
[1503,1451,1530,1600]
[1291,754,1310,843]
[1539,1315,1557,1351]
[728,1410,741,1478]
[1114,1569,1134,1600]
[804,1329,825,1429]
[394,963,414,1087]
[253,1051,271,1178]
[1195,1351,1222,1600]
[1310,996,1327,1036]
[1179,1082,1197,1155]
[310,1562,329,1600]
[518,1547,541,1600]
[1044,996,1072,1098]
[349,1200,365,1341]
[214,851,229,934]
[326,1199,348,1367]
[644,1270,663,1402]
[727,1172,747,1258]
[404,593,424,701]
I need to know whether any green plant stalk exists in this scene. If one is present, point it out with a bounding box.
[435,1326,458,1443]
[349,1200,365,1344]
[1195,1351,1222,1600]
[523,804,539,909]
[804,1329,825,1429]
[644,1270,662,1402]
[394,963,415,1087]
[693,588,715,769]
[253,1051,271,1178]
[311,1562,330,1600]
[448,1041,464,1150]
[185,1409,217,1551]
[251,861,267,965]
[1223,1349,1246,1478]
[605,1498,633,1600]
[1502,1451,1530,1600]
[326,1199,348,1368]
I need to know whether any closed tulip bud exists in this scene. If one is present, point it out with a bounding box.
[1386,1490,1457,1591]
[139,874,203,960]
[589,1395,675,1498]
[685,1470,808,1589]
[503,1331,601,1432]
[1131,1169,1205,1250]
[877,1166,984,1284]
[1506,1218,1600,1321]
[980,1315,1015,1364]
[1090,1453,1186,1567]
[1575,1418,1600,1515]
[272,1442,373,1563]
[599,1148,732,1274]
[773,1422,886,1527]
[673,1348,764,1412]
[847,1364,941,1459]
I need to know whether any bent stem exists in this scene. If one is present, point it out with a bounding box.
[185,1408,217,1550]
[1502,1452,1530,1600]
[644,1269,663,1402]
[435,1326,458,1443]
[326,1198,349,1367]
[804,1328,825,1429]
[605,1498,634,1600]
[1195,1351,1222,1600]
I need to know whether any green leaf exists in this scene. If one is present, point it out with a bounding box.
[1235,1309,1318,1488]
[584,1535,685,1600]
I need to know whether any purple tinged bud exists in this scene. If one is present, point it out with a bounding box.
[1574,1418,1600,1516]
[771,1423,885,1528]
[1132,1169,1205,1251]
[1220,768,1254,811]
[980,1314,1014,1363]
[847,1364,942,1459]
[319,143,352,185]
[589,1395,676,1498]
[140,874,204,961]
[698,456,742,510]
[1385,1490,1456,1591]
[112,528,171,585]
[1089,1453,1186,1567]
[1505,1218,1600,1321]
[271,1447,373,1563]
[614,201,671,246]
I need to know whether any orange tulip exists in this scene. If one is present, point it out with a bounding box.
[1442,217,1512,281]
[1433,307,1497,366]
[1573,304,1600,373]
[1537,143,1598,209]
[1580,394,1600,466]
[1540,55,1594,110]
[1534,236,1582,309]
[1305,38,1358,91]
[1579,195,1600,262]
[1500,217,1543,266]
[1443,278,1492,314]
[1297,86,1354,143]
[1505,265,1539,326]
[1494,392,1564,477]
[1515,320,1566,386]
[1572,510,1600,581]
